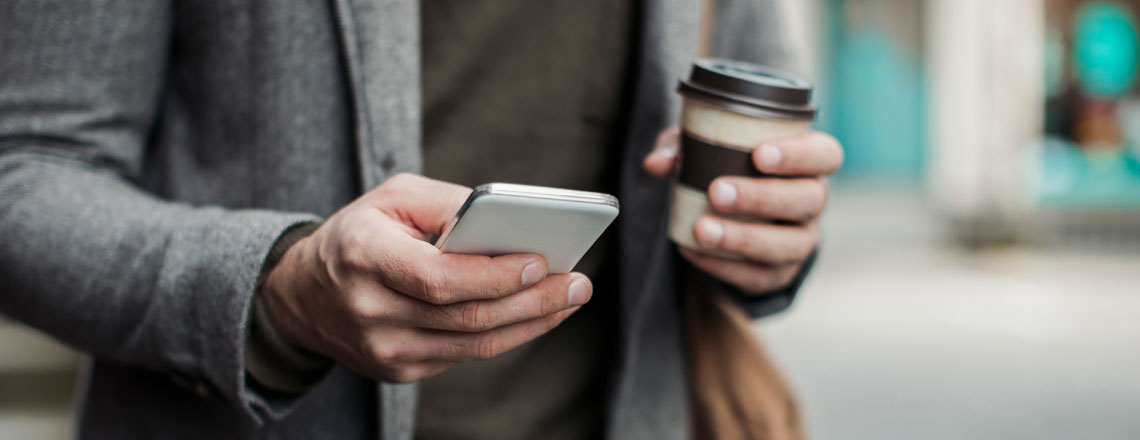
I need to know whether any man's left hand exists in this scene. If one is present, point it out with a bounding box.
[643,127,844,296]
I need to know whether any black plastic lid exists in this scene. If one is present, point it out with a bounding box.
[678,58,817,120]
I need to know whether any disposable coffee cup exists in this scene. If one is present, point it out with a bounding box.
[669,59,818,257]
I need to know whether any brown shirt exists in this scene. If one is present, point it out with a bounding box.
[416,0,633,439]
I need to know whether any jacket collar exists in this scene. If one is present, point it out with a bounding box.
[329,0,422,194]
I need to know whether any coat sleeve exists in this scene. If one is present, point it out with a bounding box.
[700,250,818,319]
[0,0,321,423]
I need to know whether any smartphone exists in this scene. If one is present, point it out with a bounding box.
[433,183,620,273]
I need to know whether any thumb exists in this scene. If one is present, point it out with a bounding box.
[369,173,472,235]
[643,127,681,179]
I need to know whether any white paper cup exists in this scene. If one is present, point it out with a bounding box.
[668,59,817,257]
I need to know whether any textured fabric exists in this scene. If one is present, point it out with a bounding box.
[245,221,331,394]
[415,1,632,439]
[606,1,795,438]
[0,0,797,439]
[420,0,634,281]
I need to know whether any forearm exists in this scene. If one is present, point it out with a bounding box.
[0,152,319,416]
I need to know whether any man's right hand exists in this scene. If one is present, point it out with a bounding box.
[259,173,592,383]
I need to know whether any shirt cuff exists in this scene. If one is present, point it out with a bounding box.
[245,222,333,395]
[691,248,818,319]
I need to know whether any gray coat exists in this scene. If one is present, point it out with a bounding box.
[0,0,793,438]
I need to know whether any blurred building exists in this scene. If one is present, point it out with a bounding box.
[768,1,1140,438]
[784,0,1140,250]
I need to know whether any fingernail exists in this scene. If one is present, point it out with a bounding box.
[758,145,782,170]
[658,140,679,159]
[567,279,591,307]
[710,181,737,209]
[521,261,545,286]
[696,218,724,247]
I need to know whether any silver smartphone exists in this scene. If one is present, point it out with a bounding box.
[433,183,620,273]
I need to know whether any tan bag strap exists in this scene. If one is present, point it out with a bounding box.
[700,0,716,57]
[684,266,806,440]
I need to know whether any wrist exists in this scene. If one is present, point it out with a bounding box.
[246,222,334,393]
[259,234,320,353]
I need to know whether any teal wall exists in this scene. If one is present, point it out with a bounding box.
[821,0,928,182]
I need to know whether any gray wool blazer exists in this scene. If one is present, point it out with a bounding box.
[0,0,797,439]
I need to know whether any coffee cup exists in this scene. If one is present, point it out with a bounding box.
[669,58,818,257]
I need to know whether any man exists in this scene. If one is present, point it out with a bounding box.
[0,0,841,439]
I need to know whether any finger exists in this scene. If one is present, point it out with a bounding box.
[678,247,801,295]
[643,127,681,178]
[753,132,844,177]
[424,306,581,361]
[377,236,550,304]
[393,273,592,332]
[692,216,817,265]
[707,177,827,222]
[374,361,456,384]
[370,173,473,235]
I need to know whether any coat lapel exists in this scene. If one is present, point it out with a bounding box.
[328,0,422,194]
[610,0,701,438]
[327,0,702,438]
[327,1,421,440]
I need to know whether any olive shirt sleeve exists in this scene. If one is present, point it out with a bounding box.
[245,222,333,395]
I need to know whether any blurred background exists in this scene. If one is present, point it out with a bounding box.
[763,0,1140,438]
[2,0,1139,438]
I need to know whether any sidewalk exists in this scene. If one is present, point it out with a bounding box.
[762,187,1140,439]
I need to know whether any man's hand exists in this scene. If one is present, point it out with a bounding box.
[644,127,843,296]
[259,174,592,383]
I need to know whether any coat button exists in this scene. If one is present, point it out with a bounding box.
[380,151,395,171]
[192,382,214,400]
[169,372,218,401]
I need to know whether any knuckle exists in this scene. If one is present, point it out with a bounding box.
[368,341,398,364]
[388,172,416,187]
[472,335,500,360]
[385,366,422,384]
[721,223,748,254]
[414,267,451,304]
[789,233,817,263]
[820,134,845,169]
[348,293,384,320]
[458,301,491,331]
[657,126,680,145]
[817,131,840,148]
[738,281,769,296]
[749,236,780,261]
[538,282,565,315]
[809,131,840,152]
[376,173,411,198]
[743,183,774,213]
[777,266,801,287]
[790,181,827,222]
[744,270,781,295]
[336,230,371,271]
[804,224,821,253]
[813,181,830,208]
